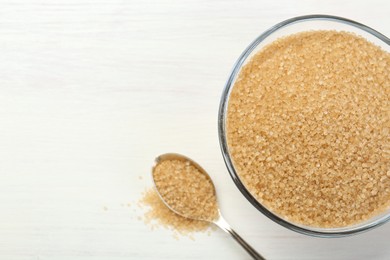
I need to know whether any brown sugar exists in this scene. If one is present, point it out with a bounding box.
[226,30,390,228]
[152,159,219,221]
[140,188,212,237]
[139,159,219,237]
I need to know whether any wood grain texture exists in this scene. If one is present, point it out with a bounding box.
[0,0,389,259]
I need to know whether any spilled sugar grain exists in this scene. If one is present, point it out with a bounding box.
[227,30,390,228]
[139,188,214,239]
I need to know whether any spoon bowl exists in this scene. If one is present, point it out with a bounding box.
[152,153,265,260]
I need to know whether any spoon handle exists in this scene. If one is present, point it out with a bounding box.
[214,216,266,260]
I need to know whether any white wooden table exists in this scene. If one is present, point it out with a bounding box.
[0,1,389,259]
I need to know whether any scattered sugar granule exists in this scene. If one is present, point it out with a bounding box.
[139,188,214,238]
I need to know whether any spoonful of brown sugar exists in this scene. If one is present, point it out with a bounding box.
[152,153,265,260]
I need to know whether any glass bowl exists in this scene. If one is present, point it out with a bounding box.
[218,14,390,237]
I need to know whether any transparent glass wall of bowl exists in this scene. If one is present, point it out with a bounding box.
[219,15,390,237]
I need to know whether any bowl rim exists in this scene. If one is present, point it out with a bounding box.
[218,14,390,237]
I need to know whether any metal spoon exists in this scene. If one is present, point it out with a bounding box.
[152,153,265,260]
